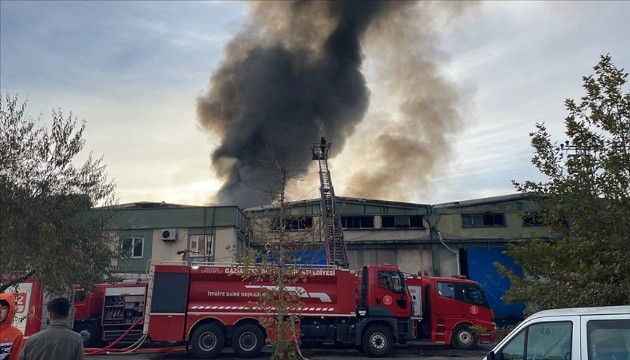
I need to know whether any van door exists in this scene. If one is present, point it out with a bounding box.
[580,314,630,360]
[492,316,579,360]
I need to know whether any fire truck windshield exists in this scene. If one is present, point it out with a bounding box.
[438,281,490,307]
[377,271,405,294]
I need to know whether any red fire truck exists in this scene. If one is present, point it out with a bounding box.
[0,278,44,341]
[406,276,495,350]
[1,278,149,348]
[142,262,496,358]
[72,282,147,347]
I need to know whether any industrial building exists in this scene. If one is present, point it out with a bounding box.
[107,193,549,324]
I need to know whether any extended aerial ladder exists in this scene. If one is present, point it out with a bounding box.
[312,136,349,268]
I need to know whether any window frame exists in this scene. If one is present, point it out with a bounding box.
[437,282,456,300]
[381,215,425,229]
[341,216,375,229]
[120,236,144,259]
[189,234,214,259]
[377,270,406,294]
[271,216,314,230]
[497,320,573,360]
[457,283,491,308]
[585,317,630,360]
[522,212,545,227]
[461,213,506,227]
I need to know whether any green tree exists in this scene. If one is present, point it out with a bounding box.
[499,55,630,313]
[0,94,118,294]
[230,142,321,360]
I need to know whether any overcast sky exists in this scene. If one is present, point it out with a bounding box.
[2,1,629,207]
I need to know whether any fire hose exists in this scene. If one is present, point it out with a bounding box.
[84,317,186,356]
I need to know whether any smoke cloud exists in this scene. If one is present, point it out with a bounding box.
[342,1,476,202]
[197,2,476,208]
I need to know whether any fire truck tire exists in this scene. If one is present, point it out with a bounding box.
[451,324,478,350]
[362,325,393,357]
[231,324,265,358]
[191,324,225,358]
[74,323,99,348]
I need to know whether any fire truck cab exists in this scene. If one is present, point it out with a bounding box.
[407,275,496,349]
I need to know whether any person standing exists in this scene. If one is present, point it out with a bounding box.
[19,297,83,360]
[0,293,24,360]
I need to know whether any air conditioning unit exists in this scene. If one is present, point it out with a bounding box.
[160,229,177,241]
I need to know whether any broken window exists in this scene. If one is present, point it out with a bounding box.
[381,215,424,229]
[461,213,505,227]
[269,216,313,230]
[120,237,144,258]
[341,216,374,229]
[522,212,545,226]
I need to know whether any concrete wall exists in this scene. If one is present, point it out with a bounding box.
[108,195,552,278]
[109,204,250,273]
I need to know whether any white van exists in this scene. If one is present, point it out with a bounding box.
[485,306,630,360]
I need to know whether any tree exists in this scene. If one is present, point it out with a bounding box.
[229,142,322,360]
[498,55,630,313]
[0,94,118,294]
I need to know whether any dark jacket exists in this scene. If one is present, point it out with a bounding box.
[18,320,83,360]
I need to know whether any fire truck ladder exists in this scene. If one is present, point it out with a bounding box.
[142,264,155,336]
[312,137,349,268]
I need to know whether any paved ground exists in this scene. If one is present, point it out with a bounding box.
[88,341,495,359]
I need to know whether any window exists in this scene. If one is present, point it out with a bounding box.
[190,235,213,258]
[436,282,491,307]
[377,271,405,294]
[587,319,629,360]
[437,282,456,299]
[522,212,545,227]
[410,215,424,227]
[462,213,505,227]
[381,215,424,229]
[498,321,572,360]
[120,237,144,258]
[341,216,374,229]
[73,290,86,303]
[271,216,313,230]
[235,236,246,256]
[460,284,489,307]
[286,216,313,230]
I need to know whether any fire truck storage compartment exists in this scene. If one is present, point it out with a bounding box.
[102,286,146,342]
[148,267,189,341]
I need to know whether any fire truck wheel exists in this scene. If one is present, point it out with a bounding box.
[362,325,393,357]
[74,323,99,348]
[231,324,265,358]
[451,324,478,350]
[191,324,225,358]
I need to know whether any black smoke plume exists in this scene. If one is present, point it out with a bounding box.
[197,2,408,208]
